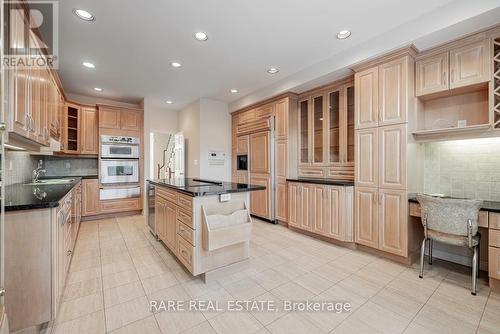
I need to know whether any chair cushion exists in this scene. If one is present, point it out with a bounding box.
[428,229,480,247]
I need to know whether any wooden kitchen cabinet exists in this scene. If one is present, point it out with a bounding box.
[288,182,300,227]
[250,174,271,218]
[82,179,100,216]
[236,135,249,154]
[355,66,378,129]
[276,182,288,222]
[378,124,406,190]
[378,58,408,126]
[449,39,490,89]
[80,107,99,155]
[155,194,167,242]
[61,104,81,154]
[120,109,142,131]
[275,98,288,139]
[250,132,270,174]
[99,106,143,132]
[378,188,407,257]
[355,127,378,188]
[165,201,177,249]
[99,107,121,129]
[415,52,449,96]
[355,187,379,249]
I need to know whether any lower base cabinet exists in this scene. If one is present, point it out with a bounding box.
[355,186,408,257]
[287,181,354,242]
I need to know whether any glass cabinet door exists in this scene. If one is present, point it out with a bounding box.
[299,100,309,164]
[312,95,323,163]
[329,90,341,164]
[346,85,355,164]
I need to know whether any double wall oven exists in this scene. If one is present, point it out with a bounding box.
[100,135,141,200]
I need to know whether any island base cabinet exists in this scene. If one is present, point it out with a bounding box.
[287,182,353,242]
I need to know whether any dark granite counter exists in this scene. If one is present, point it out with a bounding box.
[408,193,500,213]
[5,178,81,212]
[42,175,98,180]
[148,178,265,197]
[286,178,354,187]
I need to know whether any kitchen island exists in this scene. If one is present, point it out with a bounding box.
[147,178,265,278]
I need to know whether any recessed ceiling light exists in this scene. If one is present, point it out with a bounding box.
[93,87,103,92]
[267,67,279,74]
[336,30,351,39]
[82,62,95,68]
[166,100,173,104]
[230,89,238,93]
[73,9,95,21]
[194,32,208,41]
[170,62,182,68]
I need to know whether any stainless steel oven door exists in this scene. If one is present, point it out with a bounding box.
[100,159,139,184]
[101,143,139,159]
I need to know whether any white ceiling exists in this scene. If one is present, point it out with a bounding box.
[57,0,500,111]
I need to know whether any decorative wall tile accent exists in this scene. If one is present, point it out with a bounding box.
[424,138,500,200]
[3,152,37,186]
[42,156,98,177]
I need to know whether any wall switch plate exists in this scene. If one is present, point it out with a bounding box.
[219,193,231,202]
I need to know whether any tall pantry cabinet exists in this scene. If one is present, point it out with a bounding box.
[353,47,421,258]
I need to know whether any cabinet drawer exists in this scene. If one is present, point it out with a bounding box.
[490,212,500,230]
[177,237,194,272]
[489,247,500,280]
[298,167,325,178]
[177,208,194,229]
[156,187,176,203]
[100,198,141,213]
[236,118,271,135]
[177,221,195,246]
[327,167,354,180]
[177,193,193,210]
[490,229,500,248]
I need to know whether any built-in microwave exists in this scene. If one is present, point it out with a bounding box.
[100,135,140,159]
[100,159,139,184]
[237,154,248,170]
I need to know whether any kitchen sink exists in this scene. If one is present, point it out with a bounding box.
[24,178,76,186]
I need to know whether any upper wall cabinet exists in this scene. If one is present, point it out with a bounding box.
[416,39,490,97]
[298,81,355,180]
[98,106,143,132]
[80,107,98,155]
[355,57,410,129]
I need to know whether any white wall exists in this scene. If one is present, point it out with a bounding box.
[178,100,201,178]
[199,99,231,181]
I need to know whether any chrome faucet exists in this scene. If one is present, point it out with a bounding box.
[32,160,46,183]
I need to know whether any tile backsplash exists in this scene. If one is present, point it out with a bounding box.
[41,156,98,177]
[424,137,500,201]
[3,151,37,186]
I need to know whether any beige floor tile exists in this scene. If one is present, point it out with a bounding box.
[101,252,132,265]
[250,292,288,326]
[337,274,384,299]
[63,277,102,301]
[109,316,160,334]
[52,310,105,334]
[141,271,179,295]
[385,277,436,304]
[101,259,135,277]
[266,313,324,334]
[255,328,272,334]
[147,284,190,310]
[136,261,171,280]
[250,269,290,291]
[102,268,140,290]
[273,262,308,280]
[104,280,145,308]
[225,277,267,300]
[105,295,152,332]
[66,266,101,285]
[403,322,435,334]
[181,278,222,298]
[195,287,234,319]
[57,292,103,324]
[311,263,351,283]
[291,255,326,271]
[345,301,410,334]
[209,312,262,334]
[271,281,316,301]
[332,317,384,334]
[371,287,424,319]
[69,256,101,272]
[356,265,396,286]
[425,290,484,327]
[181,321,217,334]
[154,308,206,334]
[413,304,477,334]
[293,272,335,295]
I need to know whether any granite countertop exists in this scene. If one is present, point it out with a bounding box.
[4,177,81,212]
[408,193,500,213]
[286,178,355,187]
[42,175,98,180]
[148,178,266,197]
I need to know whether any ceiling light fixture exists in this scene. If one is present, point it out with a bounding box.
[166,100,173,104]
[73,9,95,21]
[230,89,238,93]
[336,30,351,39]
[93,87,103,92]
[267,67,279,74]
[82,62,95,68]
[194,32,208,41]
[170,62,182,68]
